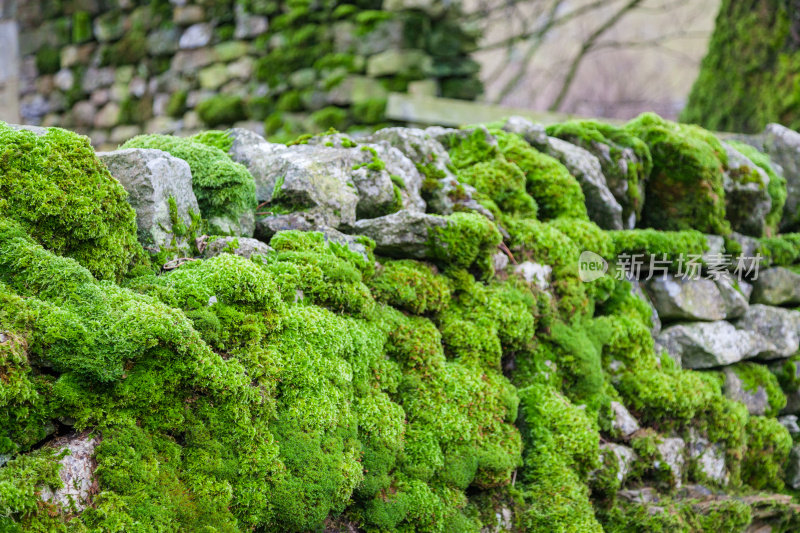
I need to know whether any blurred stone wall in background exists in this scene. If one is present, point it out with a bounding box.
[0,0,20,123]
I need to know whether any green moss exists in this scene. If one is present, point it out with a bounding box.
[728,362,786,417]
[457,159,538,219]
[35,45,61,75]
[626,113,730,235]
[100,30,148,66]
[191,129,235,153]
[353,98,388,124]
[72,11,92,43]
[196,95,248,128]
[166,90,188,118]
[310,106,348,131]
[121,134,256,226]
[0,124,142,281]
[369,259,450,315]
[728,140,786,234]
[742,415,792,490]
[758,233,800,266]
[609,229,708,263]
[427,212,502,275]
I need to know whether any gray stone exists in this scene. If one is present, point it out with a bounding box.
[610,401,640,438]
[39,434,97,512]
[502,116,548,146]
[735,304,800,360]
[173,5,205,24]
[715,276,749,318]
[514,261,551,290]
[722,366,770,416]
[762,124,800,231]
[208,211,255,238]
[93,102,120,129]
[81,67,115,92]
[599,443,637,484]
[655,437,686,488]
[234,5,268,39]
[656,321,772,369]
[492,252,509,273]
[318,226,373,263]
[93,12,125,42]
[204,237,273,259]
[147,26,180,56]
[326,75,388,106]
[722,142,773,237]
[617,487,659,504]
[98,148,199,252]
[786,444,800,490]
[366,49,432,77]
[53,69,74,91]
[687,429,728,485]
[703,234,725,263]
[751,267,800,305]
[171,49,216,73]
[72,101,96,128]
[779,415,800,438]
[227,128,288,199]
[644,274,746,322]
[346,209,448,259]
[179,23,213,50]
[199,63,231,90]
[543,137,624,230]
[255,213,313,242]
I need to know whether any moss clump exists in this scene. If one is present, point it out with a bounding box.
[757,233,800,266]
[609,229,708,263]
[310,106,349,131]
[546,120,652,224]
[121,134,256,228]
[727,140,786,235]
[427,212,502,275]
[495,130,589,221]
[196,95,248,128]
[72,11,92,43]
[682,0,800,132]
[742,416,792,490]
[457,159,538,219]
[35,45,61,75]
[626,113,730,235]
[728,362,786,417]
[166,90,188,118]
[369,259,451,315]
[191,129,235,153]
[0,123,141,281]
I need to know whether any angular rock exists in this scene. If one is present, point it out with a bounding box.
[541,137,624,230]
[204,237,273,259]
[687,429,728,485]
[655,437,686,488]
[514,261,551,291]
[39,434,97,512]
[502,116,548,146]
[722,366,770,415]
[98,148,199,251]
[735,304,800,359]
[644,274,746,322]
[363,142,426,213]
[762,124,800,231]
[208,211,255,238]
[226,128,290,200]
[656,321,773,369]
[345,209,448,259]
[751,267,800,306]
[779,415,800,438]
[624,272,661,336]
[255,213,314,242]
[722,142,772,237]
[179,23,213,50]
[600,443,637,484]
[715,276,750,317]
[610,401,640,438]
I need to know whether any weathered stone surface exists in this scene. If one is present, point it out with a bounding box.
[722,366,770,416]
[204,236,273,259]
[786,444,800,490]
[208,211,255,238]
[255,213,313,242]
[98,148,199,251]
[346,209,447,259]
[226,128,288,199]
[687,429,728,485]
[610,401,640,438]
[722,142,772,237]
[751,267,800,306]
[514,261,551,291]
[656,321,772,369]
[735,304,800,360]
[644,274,747,322]
[147,26,180,55]
[542,137,624,230]
[656,437,686,488]
[599,443,637,484]
[318,226,373,263]
[39,434,97,512]
[179,23,213,50]
[762,124,800,231]
[502,116,548,146]
[779,415,800,438]
[715,276,750,317]
[363,142,426,214]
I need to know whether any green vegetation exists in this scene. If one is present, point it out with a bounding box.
[196,95,248,128]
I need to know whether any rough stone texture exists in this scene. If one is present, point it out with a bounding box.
[540,137,624,230]
[786,444,800,490]
[687,429,728,485]
[600,443,637,484]
[655,437,686,488]
[735,304,800,360]
[644,274,747,322]
[722,366,770,416]
[610,401,640,438]
[204,237,273,259]
[364,141,426,213]
[39,434,97,512]
[255,212,313,242]
[502,116,548,146]
[346,209,447,259]
[514,261,551,291]
[722,142,773,237]
[208,211,255,239]
[226,128,290,202]
[98,148,199,251]
[751,267,800,306]
[779,415,800,438]
[656,321,772,369]
[763,124,800,231]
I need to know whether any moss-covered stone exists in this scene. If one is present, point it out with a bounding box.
[196,95,248,128]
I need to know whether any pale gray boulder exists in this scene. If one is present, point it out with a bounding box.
[98,148,199,252]
[610,401,640,439]
[735,304,800,359]
[656,321,772,369]
[762,124,800,231]
[722,366,770,416]
[345,209,447,259]
[687,428,728,486]
[226,128,291,202]
[39,433,98,512]
[751,267,800,305]
[599,443,637,485]
[644,274,747,322]
[722,142,772,237]
[655,437,686,488]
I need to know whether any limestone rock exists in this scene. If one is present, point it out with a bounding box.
[541,137,624,230]
[346,209,448,259]
[687,429,728,485]
[255,213,313,242]
[722,366,770,416]
[208,211,255,238]
[644,274,747,322]
[234,5,268,39]
[98,148,199,252]
[514,262,551,291]
[722,142,772,237]
[179,23,213,50]
[762,124,800,231]
[39,433,97,512]
[656,321,772,369]
[226,128,290,201]
[751,267,800,305]
[204,237,273,259]
[502,116,548,146]
[610,401,640,438]
[655,437,686,488]
[735,304,800,359]
[599,443,637,484]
